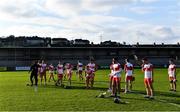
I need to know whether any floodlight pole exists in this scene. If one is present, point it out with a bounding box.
[99,34,102,43]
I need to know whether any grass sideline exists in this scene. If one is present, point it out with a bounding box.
[0,68,180,111]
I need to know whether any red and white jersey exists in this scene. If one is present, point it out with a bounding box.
[66,63,73,70]
[40,63,47,73]
[109,64,114,76]
[85,66,90,73]
[66,63,73,74]
[112,63,121,77]
[57,64,63,74]
[124,62,133,76]
[142,63,153,78]
[77,62,83,71]
[168,64,176,77]
[49,65,54,72]
[87,63,96,72]
[110,64,114,73]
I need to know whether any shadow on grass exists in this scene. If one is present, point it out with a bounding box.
[38,84,108,91]
[57,80,110,85]
[131,90,180,105]
[120,96,153,102]
[132,90,180,98]
[121,96,180,106]
[70,80,125,84]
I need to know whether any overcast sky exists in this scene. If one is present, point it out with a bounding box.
[0,0,179,44]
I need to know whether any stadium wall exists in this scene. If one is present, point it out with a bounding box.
[0,47,180,70]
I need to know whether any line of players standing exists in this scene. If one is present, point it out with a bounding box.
[29,58,97,89]
[108,57,177,99]
[29,57,177,99]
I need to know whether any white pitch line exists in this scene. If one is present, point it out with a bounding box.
[157,99,180,108]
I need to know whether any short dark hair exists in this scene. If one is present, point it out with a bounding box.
[113,57,118,61]
[169,59,174,62]
[90,57,94,61]
[142,57,148,61]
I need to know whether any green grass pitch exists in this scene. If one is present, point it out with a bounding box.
[0,68,180,111]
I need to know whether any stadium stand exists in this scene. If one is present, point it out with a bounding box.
[0,36,179,70]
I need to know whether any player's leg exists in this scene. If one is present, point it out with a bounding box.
[69,75,71,86]
[86,76,90,88]
[48,75,50,82]
[124,82,128,93]
[64,72,67,80]
[125,76,128,93]
[34,73,38,86]
[40,73,42,85]
[109,77,112,90]
[128,76,133,92]
[112,77,116,96]
[50,73,53,81]
[129,80,133,92]
[44,73,47,85]
[48,73,52,82]
[170,82,173,90]
[52,74,56,82]
[81,71,84,80]
[173,81,176,91]
[145,87,150,97]
[56,74,60,86]
[90,76,93,88]
[55,79,59,86]
[144,79,150,98]
[91,73,95,88]
[169,77,173,91]
[117,77,120,95]
[68,72,72,86]
[147,80,154,98]
[49,72,55,82]
[108,76,113,92]
[75,70,79,81]
[79,71,83,81]
[55,74,59,86]
[84,71,86,79]
[30,73,34,86]
[60,75,63,86]
[90,74,94,88]
[40,73,44,85]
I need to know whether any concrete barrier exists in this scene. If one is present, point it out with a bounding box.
[0,67,7,71]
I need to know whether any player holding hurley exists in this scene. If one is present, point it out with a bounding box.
[124,58,134,93]
[56,61,64,86]
[108,59,114,92]
[142,58,154,99]
[48,64,56,82]
[111,58,122,97]
[37,60,41,78]
[65,62,73,86]
[86,58,97,88]
[168,59,177,92]
[39,60,47,85]
[76,60,84,81]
